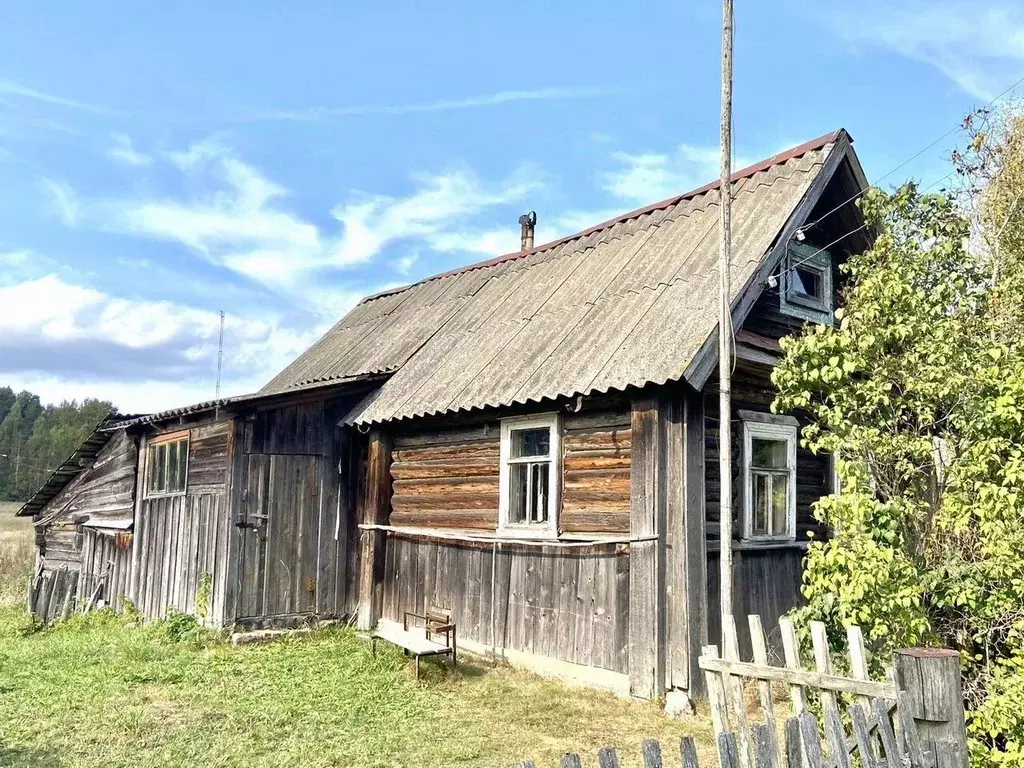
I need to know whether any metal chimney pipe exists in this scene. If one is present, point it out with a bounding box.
[519,211,537,251]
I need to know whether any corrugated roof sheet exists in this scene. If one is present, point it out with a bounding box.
[261,131,845,424]
[16,414,125,517]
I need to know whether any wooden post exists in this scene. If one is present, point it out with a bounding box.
[717,0,735,621]
[893,648,968,767]
[628,395,668,699]
[356,429,392,631]
[683,389,708,697]
[127,432,147,611]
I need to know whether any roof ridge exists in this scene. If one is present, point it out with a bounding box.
[360,128,846,304]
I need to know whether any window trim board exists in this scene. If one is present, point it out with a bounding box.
[498,413,561,539]
[741,418,797,542]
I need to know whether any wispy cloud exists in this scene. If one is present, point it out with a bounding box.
[55,137,536,312]
[252,86,613,122]
[601,143,753,203]
[0,78,118,115]
[818,1,1024,100]
[39,178,81,225]
[107,133,153,166]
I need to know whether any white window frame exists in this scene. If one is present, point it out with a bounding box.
[498,413,561,539]
[741,419,797,542]
[144,431,190,499]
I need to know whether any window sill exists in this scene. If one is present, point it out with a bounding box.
[144,491,187,500]
[707,539,809,552]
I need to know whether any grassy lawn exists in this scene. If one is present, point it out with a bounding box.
[0,507,717,767]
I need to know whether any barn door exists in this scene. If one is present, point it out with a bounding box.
[237,453,322,619]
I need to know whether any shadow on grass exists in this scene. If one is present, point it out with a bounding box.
[0,745,63,767]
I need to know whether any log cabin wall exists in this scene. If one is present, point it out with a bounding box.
[377,399,633,674]
[133,420,232,624]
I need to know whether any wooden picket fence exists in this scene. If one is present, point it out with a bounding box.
[513,706,965,766]
[515,615,968,768]
[698,615,968,768]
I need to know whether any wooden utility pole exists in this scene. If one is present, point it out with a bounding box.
[215,310,225,399]
[718,0,735,620]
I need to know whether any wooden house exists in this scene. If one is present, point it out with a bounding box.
[17,129,870,702]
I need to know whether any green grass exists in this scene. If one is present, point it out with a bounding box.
[0,604,716,768]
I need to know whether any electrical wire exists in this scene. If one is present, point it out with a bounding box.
[771,70,1024,284]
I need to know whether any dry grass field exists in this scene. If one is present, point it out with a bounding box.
[0,501,33,602]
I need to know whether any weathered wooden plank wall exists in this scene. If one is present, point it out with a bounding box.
[37,430,138,575]
[229,397,356,626]
[706,547,804,658]
[134,420,231,623]
[381,534,630,673]
[78,528,132,609]
[134,492,230,621]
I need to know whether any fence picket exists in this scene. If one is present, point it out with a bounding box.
[778,618,807,714]
[679,737,700,768]
[718,732,741,768]
[872,699,901,766]
[702,644,730,738]
[747,615,782,767]
[722,617,752,768]
[598,746,621,768]
[846,624,872,712]
[750,724,774,768]
[785,717,804,768]
[560,753,582,768]
[825,706,851,768]
[641,739,663,768]
[798,712,826,768]
[850,703,879,768]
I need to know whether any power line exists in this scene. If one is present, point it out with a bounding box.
[772,71,1024,282]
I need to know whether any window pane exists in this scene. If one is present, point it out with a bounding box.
[751,437,787,469]
[771,473,789,535]
[793,266,823,299]
[177,440,188,492]
[752,473,770,535]
[167,441,179,492]
[154,444,166,492]
[511,428,550,459]
[530,463,549,523]
[509,463,529,523]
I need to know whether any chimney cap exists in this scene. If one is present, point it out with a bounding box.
[518,211,537,226]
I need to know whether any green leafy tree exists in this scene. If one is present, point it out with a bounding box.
[773,112,1024,765]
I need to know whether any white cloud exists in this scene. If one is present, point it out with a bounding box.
[0,274,326,412]
[253,86,613,122]
[602,144,732,203]
[819,2,1024,100]
[39,178,80,225]
[72,139,539,304]
[107,133,152,166]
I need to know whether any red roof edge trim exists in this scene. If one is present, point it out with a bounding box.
[362,129,848,303]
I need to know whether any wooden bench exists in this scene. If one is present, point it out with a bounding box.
[371,608,457,679]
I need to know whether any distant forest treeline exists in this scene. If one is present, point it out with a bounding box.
[0,387,115,502]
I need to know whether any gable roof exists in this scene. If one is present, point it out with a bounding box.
[263,130,857,425]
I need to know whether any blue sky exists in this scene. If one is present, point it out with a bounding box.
[1,0,1022,413]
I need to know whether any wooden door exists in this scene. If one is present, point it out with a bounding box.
[237,453,322,619]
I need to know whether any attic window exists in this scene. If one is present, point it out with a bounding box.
[781,242,834,324]
[146,431,189,498]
